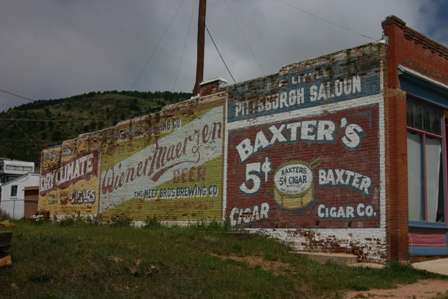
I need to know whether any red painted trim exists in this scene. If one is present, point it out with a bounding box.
[407,126,442,139]
[409,232,447,247]
[422,134,428,221]
[444,118,448,224]
[407,122,446,223]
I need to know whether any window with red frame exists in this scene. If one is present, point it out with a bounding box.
[407,97,445,223]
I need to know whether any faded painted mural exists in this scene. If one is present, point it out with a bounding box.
[226,105,380,228]
[227,44,382,123]
[224,43,386,261]
[38,42,387,261]
[99,97,225,221]
[39,135,101,217]
[39,95,225,221]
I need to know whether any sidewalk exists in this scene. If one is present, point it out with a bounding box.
[412,258,448,276]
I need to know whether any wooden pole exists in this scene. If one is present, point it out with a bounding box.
[193,0,206,95]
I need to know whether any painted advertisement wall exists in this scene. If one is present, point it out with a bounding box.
[39,94,225,221]
[225,43,386,261]
[99,95,225,221]
[38,42,386,261]
[227,105,380,228]
[39,134,101,217]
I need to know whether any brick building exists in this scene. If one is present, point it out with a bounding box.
[383,16,448,261]
[38,16,448,263]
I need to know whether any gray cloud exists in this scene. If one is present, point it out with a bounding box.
[0,0,443,111]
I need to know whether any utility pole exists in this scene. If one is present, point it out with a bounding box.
[193,0,206,95]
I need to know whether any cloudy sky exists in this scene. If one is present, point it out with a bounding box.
[0,0,446,111]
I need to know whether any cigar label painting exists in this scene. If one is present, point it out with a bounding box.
[226,104,380,228]
[273,160,318,210]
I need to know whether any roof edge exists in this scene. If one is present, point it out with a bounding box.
[382,15,448,59]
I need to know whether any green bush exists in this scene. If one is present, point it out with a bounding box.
[110,214,132,227]
[57,217,76,226]
[143,217,161,228]
[0,209,10,221]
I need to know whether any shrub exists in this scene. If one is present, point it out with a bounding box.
[0,209,10,221]
[143,217,161,228]
[193,220,230,232]
[57,217,76,226]
[110,214,132,227]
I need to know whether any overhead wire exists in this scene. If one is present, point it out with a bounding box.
[0,1,382,156]
[223,0,265,75]
[205,23,237,83]
[1,1,377,125]
[0,137,63,143]
[0,88,35,103]
[275,0,377,41]
[171,1,196,91]
[0,118,105,122]
[131,0,186,89]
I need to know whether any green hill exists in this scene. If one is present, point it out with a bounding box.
[0,91,191,163]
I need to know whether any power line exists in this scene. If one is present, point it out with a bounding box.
[0,144,39,148]
[0,88,35,103]
[131,0,186,89]
[0,142,62,149]
[275,0,377,41]
[223,0,265,75]
[171,1,197,91]
[205,24,237,83]
[0,137,62,143]
[0,118,105,122]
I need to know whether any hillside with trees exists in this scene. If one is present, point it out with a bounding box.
[0,91,191,163]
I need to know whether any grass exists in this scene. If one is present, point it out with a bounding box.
[0,221,443,298]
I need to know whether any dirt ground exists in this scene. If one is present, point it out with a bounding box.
[214,255,448,298]
[211,254,290,275]
[345,279,448,299]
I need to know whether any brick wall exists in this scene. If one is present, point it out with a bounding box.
[225,43,387,262]
[39,38,390,262]
[39,92,226,222]
[382,16,448,261]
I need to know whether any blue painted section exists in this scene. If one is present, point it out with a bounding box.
[404,70,448,257]
[409,246,448,256]
[409,221,448,230]
[408,222,448,256]
[227,60,381,123]
[399,73,448,108]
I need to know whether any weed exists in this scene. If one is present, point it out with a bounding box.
[143,216,161,228]
[1,221,445,298]
[0,209,10,221]
[110,214,131,226]
[192,220,231,232]
[57,217,77,226]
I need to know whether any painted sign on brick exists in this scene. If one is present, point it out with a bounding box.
[226,104,380,228]
[99,100,224,221]
[227,51,381,123]
[39,137,101,216]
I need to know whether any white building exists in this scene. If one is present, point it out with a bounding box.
[0,158,35,184]
[0,158,38,219]
[0,173,39,219]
